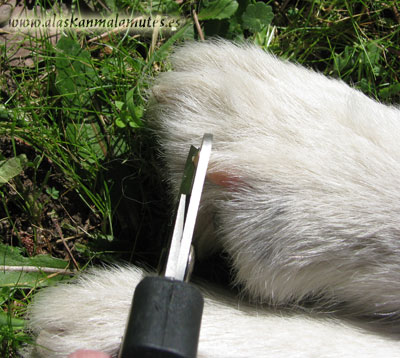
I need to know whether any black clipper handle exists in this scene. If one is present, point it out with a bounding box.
[119,276,204,358]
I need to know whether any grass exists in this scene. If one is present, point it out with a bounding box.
[0,0,399,356]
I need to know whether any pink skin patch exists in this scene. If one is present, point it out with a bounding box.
[207,171,243,189]
[194,153,242,189]
[68,350,111,358]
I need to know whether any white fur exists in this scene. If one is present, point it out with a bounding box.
[25,40,400,356]
[24,266,400,358]
[148,39,400,323]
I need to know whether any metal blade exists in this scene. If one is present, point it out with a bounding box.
[164,134,213,281]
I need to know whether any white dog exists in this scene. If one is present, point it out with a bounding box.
[25,40,400,357]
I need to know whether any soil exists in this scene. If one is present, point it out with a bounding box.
[0,131,178,272]
[0,135,102,263]
[0,133,233,284]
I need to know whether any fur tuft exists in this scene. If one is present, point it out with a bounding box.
[24,266,400,358]
[148,39,400,324]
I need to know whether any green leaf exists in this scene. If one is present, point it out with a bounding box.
[356,78,372,93]
[103,0,116,12]
[150,22,193,63]
[379,83,400,100]
[0,154,27,185]
[0,105,10,120]
[133,106,144,121]
[115,101,124,111]
[334,46,355,74]
[126,89,144,128]
[125,89,136,118]
[46,187,60,200]
[361,42,381,76]
[198,0,239,20]
[55,36,97,113]
[128,117,141,128]
[0,244,70,288]
[147,0,180,14]
[0,312,25,329]
[363,42,381,67]
[242,2,274,33]
[65,121,106,168]
[115,118,126,128]
[0,244,68,268]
